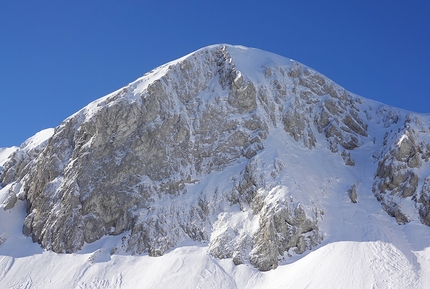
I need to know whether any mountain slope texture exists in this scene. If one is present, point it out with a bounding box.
[0,44,429,288]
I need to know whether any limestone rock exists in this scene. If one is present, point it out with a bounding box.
[342,150,356,166]
[373,114,430,225]
[348,184,358,203]
[2,190,17,210]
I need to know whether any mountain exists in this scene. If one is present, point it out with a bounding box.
[0,44,429,288]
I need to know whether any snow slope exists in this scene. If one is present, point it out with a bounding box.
[0,45,429,288]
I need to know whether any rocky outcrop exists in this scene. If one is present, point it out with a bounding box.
[208,160,322,271]
[418,177,430,225]
[373,114,430,224]
[0,129,53,210]
[249,201,321,271]
[276,65,368,152]
[348,184,358,203]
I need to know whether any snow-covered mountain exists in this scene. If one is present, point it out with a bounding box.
[0,44,429,288]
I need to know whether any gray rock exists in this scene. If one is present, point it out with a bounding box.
[348,184,358,203]
[342,150,356,166]
[2,191,17,210]
[372,115,430,225]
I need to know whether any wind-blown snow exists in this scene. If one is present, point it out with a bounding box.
[19,128,54,151]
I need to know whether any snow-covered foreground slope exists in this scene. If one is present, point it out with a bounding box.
[1,44,430,288]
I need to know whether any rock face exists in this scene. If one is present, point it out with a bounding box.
[373,114,430,224]
[1,44,430,271]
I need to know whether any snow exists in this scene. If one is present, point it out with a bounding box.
[398,134,409,146]
[0,44,429,288]
[0,147,17,167]
[19,128,54,151]
[225,45,295,83]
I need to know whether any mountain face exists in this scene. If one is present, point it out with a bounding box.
[1,44,430,272]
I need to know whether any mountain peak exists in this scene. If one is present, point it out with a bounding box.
[0,45,429,286]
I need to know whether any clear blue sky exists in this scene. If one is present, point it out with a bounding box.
[1,1,429,147]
